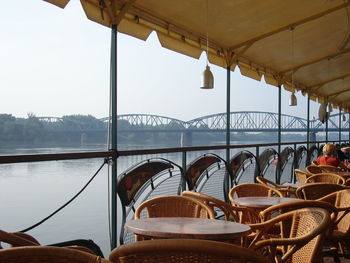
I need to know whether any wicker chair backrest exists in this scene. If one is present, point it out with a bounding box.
[109,239,269,263]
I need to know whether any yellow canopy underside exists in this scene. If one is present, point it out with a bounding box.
[45,0,350,112]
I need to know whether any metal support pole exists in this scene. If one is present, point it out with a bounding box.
[306,97,310,166]
[109,25,118,249]
[254,146,260,182]
[226,66,231,164]
[307,97,310,148]
[326,113,329,143]
[182,151,187,191]
[339,109,342,143]
[293,143,297,183]
[277,85,281,184]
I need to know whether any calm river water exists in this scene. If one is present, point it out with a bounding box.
[0,143,264,256]
[0,145,236,256]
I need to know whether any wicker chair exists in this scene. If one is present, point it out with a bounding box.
[306,165,324,174]
[116,158,184,245]
[0,230,103,257]
[318,189,350,259]
[259,200,338,246]
[181,191,256,224]
[311,160,319,166]
[256,176,296,197]
[0,246,110,263]
[135,195,215,220]
[228,183,283,200]
[346,178,350,186]
[318,165,343,173]
[0,230,40,248]
[296,183,346,200]
[294,169,311,183]
[307,165,342,174]
[228,183,283,224]
[249,208,331,263]
[109,239,269,263]
[305,173,345,184]
[134,195,216,241]
[260,199,337,223]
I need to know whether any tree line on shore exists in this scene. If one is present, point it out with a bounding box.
[0,113,310,148]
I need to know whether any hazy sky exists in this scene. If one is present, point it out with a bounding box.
[1,0,323,122]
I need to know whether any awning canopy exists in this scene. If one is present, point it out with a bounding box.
[45,0,350,112]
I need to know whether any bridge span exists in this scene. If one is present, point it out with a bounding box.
[38,111,349,146]
[111,111,349,132]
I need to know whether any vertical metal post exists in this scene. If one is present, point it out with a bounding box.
[293,143,297,183]
[254,146,260,182]
[306,97,310,164]
[339,109,342,143]
[110,25,118,249]
[307,97,310,148]
[326,112,329,143]
[226,66,231,164]
[277,85,281,184]
[182,151,187,191]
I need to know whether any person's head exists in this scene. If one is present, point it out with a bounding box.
[322,143,337,155]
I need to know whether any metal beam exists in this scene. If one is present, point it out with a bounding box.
[229,2,350,51]
[327,87,350,98]
[99,0,115,25]
[281,47,350,74]
[225,43,254,67]
[307,73,350,89]
[114,0,137,25]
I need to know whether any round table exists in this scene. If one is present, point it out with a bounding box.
[231,196,300,209]
[125,217,251,241]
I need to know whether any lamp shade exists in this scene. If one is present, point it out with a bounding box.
[289,91,297,106]
[343,114,346,121]
[318,104,328,123]
[327,103,333,113]
[200,65,214,89]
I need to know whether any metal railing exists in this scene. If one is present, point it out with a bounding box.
[1,138,349,250]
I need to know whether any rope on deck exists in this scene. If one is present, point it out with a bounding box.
[20,158,109,233]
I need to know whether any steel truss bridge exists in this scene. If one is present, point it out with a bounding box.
[106,111,349,133]
[39,111,349,133]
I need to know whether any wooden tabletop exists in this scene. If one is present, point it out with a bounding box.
[125,217,251,240]
[232,196,300,209]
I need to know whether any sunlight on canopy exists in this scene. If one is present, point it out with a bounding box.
[44,0,350,113]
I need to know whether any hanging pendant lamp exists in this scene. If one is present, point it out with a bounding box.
[200,0,214,89]
[343,114,346,122]
[327,103,333,113]
[318,104,328,123]
[201,65,214,89]
[289,91,297,106]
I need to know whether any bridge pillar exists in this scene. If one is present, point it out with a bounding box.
[181,131,192,147]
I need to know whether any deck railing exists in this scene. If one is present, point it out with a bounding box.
[1,139,349,248]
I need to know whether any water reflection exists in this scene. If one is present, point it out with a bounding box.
[0,143,266,255]
[0,146,111,255]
